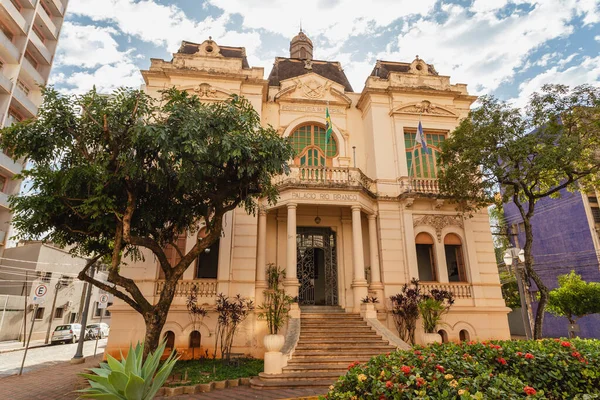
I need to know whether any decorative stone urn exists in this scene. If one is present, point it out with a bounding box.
[263,334,285,352]
[422,332,442,345]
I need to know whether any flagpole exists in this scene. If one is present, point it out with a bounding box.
[324,101,329,184]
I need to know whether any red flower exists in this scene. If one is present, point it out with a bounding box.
[524,386,537,396]
[379,396,387,400]
[414,350,422,355]
[386,352,390,356]
[401,365,411,375]
[436,364,445,373]
[561,341,571,347]
[386,381,393,388]
[525,353,535,360]
[416,377,425,387]
[554,338,561,342]
[572,351,581,358]
[497,357,507,365]
[516,351,523,357]
[418,356,424,360]
[348,361,360,370]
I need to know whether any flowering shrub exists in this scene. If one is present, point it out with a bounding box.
[324,338,600,399]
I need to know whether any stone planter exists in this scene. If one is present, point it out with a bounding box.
[239,377,251,386]
[196,383,213,393]
[213,380,227,390]
[263,334,285,352]
[360,303,377,319]
[227,378,240,387]
[422,332,442,345]
[183,385,197,394]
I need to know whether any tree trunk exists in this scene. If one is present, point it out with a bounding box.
[522,215,549,339]
[142,281,177,358]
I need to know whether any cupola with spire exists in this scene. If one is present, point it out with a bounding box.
[290,29,313,60]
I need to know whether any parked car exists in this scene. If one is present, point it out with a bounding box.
[51,324,82,345]
[86,323,110,339]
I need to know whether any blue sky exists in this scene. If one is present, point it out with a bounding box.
[50,0,600,107]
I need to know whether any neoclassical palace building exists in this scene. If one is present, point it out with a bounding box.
[106,31,510,360]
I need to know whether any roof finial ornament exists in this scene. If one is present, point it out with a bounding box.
[209,36,212,41]
[416,54,419,60]
[299,19,303,33]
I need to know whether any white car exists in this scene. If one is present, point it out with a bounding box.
[86,322,110,339]
[51,324,82,344]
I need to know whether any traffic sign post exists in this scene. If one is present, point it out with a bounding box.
[94,293,109,357]
[20,284,48,375]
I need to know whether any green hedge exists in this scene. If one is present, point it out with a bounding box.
[324,338,600,399]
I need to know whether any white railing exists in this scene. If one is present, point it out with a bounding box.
[398,177,440,195]
[275,166,376,192]
[155,279,218,297]
[420,282,472,299]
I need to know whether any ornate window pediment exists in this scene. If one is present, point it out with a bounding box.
[393,100,457,117]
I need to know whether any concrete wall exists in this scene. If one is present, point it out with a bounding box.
[504,189,600,338]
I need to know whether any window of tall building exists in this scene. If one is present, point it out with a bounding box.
[196,238,219,279]
[289,124,338,167]
[0,175,6,192]
[24,51,38,69]
[34,307,45,320]
[0,22,14,41]
[415,232,437,281]
[17,79,30,96]
[32,26,46,44]
[587,193,600,224]
[7,108,23,126]
[404,131,446,178]
[158,234,187,279]
[10,0,22,11]
[54,307,64,319]
[444,233,467,282]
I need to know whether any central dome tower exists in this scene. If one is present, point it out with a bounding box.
[290,29,313,60]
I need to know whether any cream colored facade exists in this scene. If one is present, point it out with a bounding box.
[106,33,510,359]
[0,0,68,248]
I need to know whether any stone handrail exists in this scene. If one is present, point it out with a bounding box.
[399,177,440,194]
[420,282,473,299]
[154,279,218,297]
[274,166,376,192]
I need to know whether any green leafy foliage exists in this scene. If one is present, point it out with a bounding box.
[214,294,254,360]
[0,86,294,352]
[500,271,522,310]
[258,264,294,334]
[325,338,600,400]
[168,358,263,386]
[78,341,178,400]
[547,271,600,325]
[437,84,600,339]
[418,289,454,334]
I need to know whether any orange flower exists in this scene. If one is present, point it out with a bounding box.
[561,341,571,347]
[525,353,535,359]
[401,365,411,375]
[524,386,537,396]
[386,381,393,388]
[435,364,445,373]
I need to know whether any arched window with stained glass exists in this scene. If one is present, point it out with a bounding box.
[404,130,446,178]
[289,124,338,167]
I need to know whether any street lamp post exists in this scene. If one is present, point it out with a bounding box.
[503,247,533,340]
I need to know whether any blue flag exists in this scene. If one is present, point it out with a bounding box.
[415,121,431,154]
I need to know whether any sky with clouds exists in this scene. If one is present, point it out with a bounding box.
[50,0,600,107]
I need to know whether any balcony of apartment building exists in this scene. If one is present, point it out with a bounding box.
[43,0,65,17]
[20,52,44,86]
[11,80,38,117]
[0,0,28,37]
[27,26,52,65]
[0,62,13,94]
[34,2,58,40]
[0,25,22,65]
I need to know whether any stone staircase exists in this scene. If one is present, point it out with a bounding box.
[250,306,398,389]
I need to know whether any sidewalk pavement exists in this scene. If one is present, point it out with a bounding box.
[0,339,50,354]
[0,353,102,400]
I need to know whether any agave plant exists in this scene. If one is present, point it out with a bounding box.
[78,340,177,400]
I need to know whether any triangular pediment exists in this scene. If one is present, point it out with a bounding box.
[274,73,352,107]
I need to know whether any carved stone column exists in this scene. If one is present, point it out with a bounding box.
[367,214,384,307]
[284,203,299,297]
[255,209,268,303]
[351,205,368,311]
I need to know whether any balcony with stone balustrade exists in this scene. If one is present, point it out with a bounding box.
[273,165,377,194]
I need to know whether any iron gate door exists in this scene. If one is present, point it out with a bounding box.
[296,227,338,305]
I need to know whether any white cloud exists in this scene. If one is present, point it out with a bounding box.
[595,35,600,41]
[376,1,596,94]
[512,55,600,108]
[55,22,131,68]
[61,62,144,95]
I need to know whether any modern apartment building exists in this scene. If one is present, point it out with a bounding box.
[0,0,68,247]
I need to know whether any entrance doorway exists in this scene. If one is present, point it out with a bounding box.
[296,227,338,306]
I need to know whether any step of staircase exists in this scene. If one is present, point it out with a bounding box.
[251,307,399,390]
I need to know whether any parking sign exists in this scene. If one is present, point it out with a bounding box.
[32,284,48,304]
[98,293,109,309]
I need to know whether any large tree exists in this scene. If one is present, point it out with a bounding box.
[2,87,294,354]
[438,84,600,339]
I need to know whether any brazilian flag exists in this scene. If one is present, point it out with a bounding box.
[325,107,333,148]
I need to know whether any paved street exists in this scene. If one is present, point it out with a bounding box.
[0,338,107,377]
